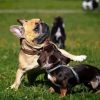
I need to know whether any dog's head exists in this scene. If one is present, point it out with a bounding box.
[10,18,50,44]
[38,42,71,69]
[53,16,64,27]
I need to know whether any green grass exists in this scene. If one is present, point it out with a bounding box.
[0,0,100,100]
[0,0,82,10]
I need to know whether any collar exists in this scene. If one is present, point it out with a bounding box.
[46,64,62,73]
[21,48,40,55]
[20,38,42,55]
[46,64,80,83]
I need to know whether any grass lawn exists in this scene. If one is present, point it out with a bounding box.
[0,0,100,100]
[0,0,82,10]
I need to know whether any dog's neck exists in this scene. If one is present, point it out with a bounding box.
[46,64,62,73]
[20,38,43,55]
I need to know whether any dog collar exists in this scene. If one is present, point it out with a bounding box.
[46,64,62,73]
[46,64,80,83]
[20,38,42,55]
[21,48,40,55]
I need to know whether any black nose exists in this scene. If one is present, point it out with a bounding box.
[41,23,50,34]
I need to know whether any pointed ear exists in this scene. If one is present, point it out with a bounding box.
[10,25,24,38]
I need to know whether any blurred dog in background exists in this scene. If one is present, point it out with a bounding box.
[82,0,99,10]
[50,16,66,49]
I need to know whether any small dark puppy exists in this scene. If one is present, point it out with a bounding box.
[38,43,100,97]
[50,16,66,49]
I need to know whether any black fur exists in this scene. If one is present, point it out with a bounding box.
[50,16,66,49]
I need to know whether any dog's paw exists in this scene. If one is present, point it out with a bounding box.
[10,84,19,91]
[74,55,87,62]
[48,87,55,93]
[6,87,10,90]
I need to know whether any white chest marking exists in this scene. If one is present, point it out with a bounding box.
[47,74,60,87]
[48,74,53,81]
[55,28,62,40]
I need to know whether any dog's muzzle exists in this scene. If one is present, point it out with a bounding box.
[33,22,50,44]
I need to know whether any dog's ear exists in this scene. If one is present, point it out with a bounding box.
[10,25,24,38]
[17,19,27,25]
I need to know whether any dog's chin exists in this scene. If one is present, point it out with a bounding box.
[42,64,53,70]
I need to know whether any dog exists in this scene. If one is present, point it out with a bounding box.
[50,16,66,49]
[38,42,100,97]
[82,0,99,10]
[10,18,86,90]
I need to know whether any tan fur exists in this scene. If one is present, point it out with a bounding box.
[21,19,41,43]
[10,18,87,90]
[60,88,67,97]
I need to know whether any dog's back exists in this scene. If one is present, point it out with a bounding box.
[74,64,100,79]
[73,64,100,90]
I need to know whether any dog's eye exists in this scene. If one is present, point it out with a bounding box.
[33,23,39,32]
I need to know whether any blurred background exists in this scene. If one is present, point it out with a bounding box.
[0,0,100,100]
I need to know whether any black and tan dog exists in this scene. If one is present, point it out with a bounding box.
[10,18,86,90]
[50,16,66,49]
[38,42,100,97]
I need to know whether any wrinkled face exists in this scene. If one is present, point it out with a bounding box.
[10,18,49,43]
[20,19,42,42]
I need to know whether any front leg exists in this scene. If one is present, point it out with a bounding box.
[10,68,25,90]
[59,48,87,62]
[48,87,55,93]
[60,87,67,97]
[27,67,45,85]
[10,55,39,90]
